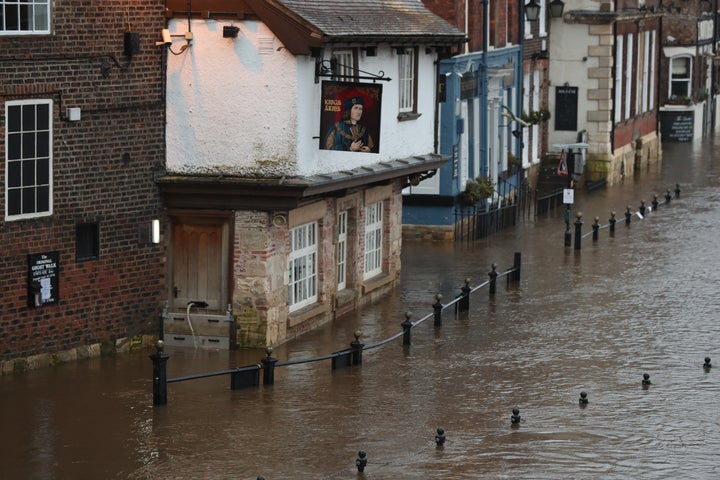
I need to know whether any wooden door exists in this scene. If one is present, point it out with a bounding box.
[171,222,226,312]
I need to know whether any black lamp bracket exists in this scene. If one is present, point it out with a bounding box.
[315,58,392,83]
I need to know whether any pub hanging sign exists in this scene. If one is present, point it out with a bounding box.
[27,251,60,307]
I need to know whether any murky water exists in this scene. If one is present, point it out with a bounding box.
[2,139,720,479]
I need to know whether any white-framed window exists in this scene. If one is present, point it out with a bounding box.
[337,211,347,290]
[363,202,383,279]
[670,55,692,99]
[614,35,624,123]
[398,48,416,113]
[649,30,656,110]
[288,222,317,312]
[5,99,53,220]
[1,0,50,34]
[332,49,354,81]
[625,33,633,119]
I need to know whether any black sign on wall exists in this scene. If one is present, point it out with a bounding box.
[659,111,694,142]
[555,86,578,131]
[28,251,60,307]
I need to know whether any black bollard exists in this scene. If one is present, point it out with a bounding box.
[642,373,651,385]
[433,293,444,327]
[703,357,712,370]
[624,205,632,225]
[350,330,364,366]
[579,391,589,405]
[488,263,498,295]
[675,183,681,198]
[261,346,277,385]
[665,189,672,204]
[609,211,616,235]
[158,301,168,341]
[639,200,646,216]
[435,427,446,446]
[459,278,471,312]
[564,205,572,247]
[652,194,659,210]
[401,311,413,346]
[257,477,265,480]
[356,451,367,472]
[574,212,583,250]
[512,252,522,282]
[592,217,599,241]
[511,408,521,425]
[150,340,170,406]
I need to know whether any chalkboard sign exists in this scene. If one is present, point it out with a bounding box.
[555,86,578,131]
[659,111,694,142]
[28,251,60,307]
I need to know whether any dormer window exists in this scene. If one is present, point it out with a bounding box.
[331,49,356,81]
[1,0,50,34]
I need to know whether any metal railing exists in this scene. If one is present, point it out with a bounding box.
[150,253,523,406]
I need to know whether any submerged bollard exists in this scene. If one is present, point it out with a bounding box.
[459,278,471,312]
[433,294,444,327]
[574,212,583,250]
[261,346,277,385]
[665,189,672,204]
[512,252,522,282]
[488,263,498,295]
[401,312,413,346]
[642,373,652,386]
[511,408,521,425]
[351,330,364,366]
[624,205,632,225]
[639,200,646,216]
[592,217,600,241]
[609,211,616,235]
[150,340,170,406]
[435,427,446,446]
[703,357,712,370]
[579,391,589,405]
[652,194,659,210]
[675,183,681,198]
[356,451,367,472]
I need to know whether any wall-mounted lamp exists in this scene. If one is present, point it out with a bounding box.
[549,0,565,18]
[124,30,140,56]
[152,219,160,244]
[66,107,81,122]
[223,25,240,38]
[524,0,541,21]
[156,28,172,47]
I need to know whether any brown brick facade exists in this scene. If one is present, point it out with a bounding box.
[0,1,167,372]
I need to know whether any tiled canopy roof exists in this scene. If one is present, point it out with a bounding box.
[276,0,466,41]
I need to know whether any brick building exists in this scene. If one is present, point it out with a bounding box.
[0,1,166,372]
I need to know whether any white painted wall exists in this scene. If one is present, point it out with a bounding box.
[548,22,594,145]
[166,19,438,177]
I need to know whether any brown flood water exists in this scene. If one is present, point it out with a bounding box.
[2,139,720,479]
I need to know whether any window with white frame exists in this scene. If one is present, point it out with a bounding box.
[649,30,656,110]
[332,49,354,81]
[614,35,624,123]
[1,0,50,34]
[6,99,52,220]
[363,202,383,279]
[288,222,318,312]
[398,48,417,113]
[670,56,692,98]
[337,211,347,290]
[625,33,633,119]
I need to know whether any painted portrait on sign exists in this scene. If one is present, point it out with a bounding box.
[320,82,382,153]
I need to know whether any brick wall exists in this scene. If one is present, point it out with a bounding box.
[0,1,167,369]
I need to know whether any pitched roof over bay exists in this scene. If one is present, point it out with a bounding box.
[275,0,466,41]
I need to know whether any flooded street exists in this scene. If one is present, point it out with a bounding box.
[2,139,720,479]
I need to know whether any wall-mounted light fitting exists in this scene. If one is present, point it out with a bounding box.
[549,0,565,18]
[524,0,541,21]
[156,28,172,47]
[223,25,240,38]
[66,107,81,122]
[152,219,160,244]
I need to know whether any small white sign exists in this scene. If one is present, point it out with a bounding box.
[563,189,574,204]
